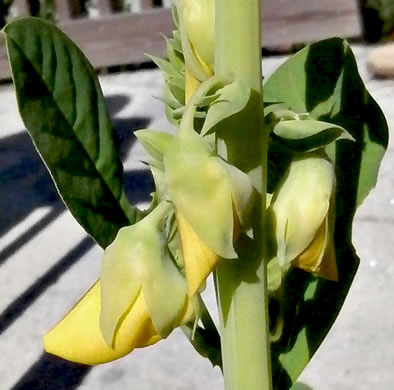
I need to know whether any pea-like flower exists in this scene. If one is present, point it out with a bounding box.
[269,153,338,281]
[164,107,255,295]
[44,202,195,364]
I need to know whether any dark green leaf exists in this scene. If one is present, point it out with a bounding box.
[4,17,139,248]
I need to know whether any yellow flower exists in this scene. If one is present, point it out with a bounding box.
[44,282,160,365]
[44,202,195,365]
[164,116,255,294]
[270,153,338,281]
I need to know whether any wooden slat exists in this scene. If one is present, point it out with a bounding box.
[262,0,362,51]
[60,8,173,66]
[0,0,362,81]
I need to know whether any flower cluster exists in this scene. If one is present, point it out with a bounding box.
[43,0,345,365]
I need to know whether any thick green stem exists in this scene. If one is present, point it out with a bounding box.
[215,1,272,389]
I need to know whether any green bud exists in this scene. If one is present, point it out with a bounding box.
[269,153,338,280]
[181,0,215,72]
[178,0,215,80]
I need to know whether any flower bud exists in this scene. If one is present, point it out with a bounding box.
[181,0,214,73]
[270,154,338,281]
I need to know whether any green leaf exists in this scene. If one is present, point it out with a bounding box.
[265,38,389,389]
[134,129,173,162]
[168,76,186,105]
[273,119,353,152]
[265,38,388,206]
[165,36,185,72]
[201,79,251,135]
[4,17,139,248]
[147,54,179,78]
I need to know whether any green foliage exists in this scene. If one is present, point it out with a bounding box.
[264,38,388,388]
[3,17,140,248]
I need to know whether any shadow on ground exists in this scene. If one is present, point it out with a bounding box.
[0,93,154,389]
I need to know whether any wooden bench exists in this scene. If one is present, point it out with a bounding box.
[0,0,362,81]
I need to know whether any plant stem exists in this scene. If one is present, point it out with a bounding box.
[215,1,272,389]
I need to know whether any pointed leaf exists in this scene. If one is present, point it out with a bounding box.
[201,79,251,135]
[135,129,173,162]
[4,17,138,248]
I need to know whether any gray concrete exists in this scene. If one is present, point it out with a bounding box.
[0,44,393,389]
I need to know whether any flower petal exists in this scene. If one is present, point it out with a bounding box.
[100,226,147,347]
[293,218,338,281]
[44,281,160,365]
[220,158,256,229]
[185,69,201,103]
[164,130,237,259]
[177,212,219,295]
[272,155,335,266]
[142,252,193,337]
[100,202,170,346]
[181,0,215,72]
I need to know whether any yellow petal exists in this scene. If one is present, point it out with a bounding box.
[273,155,335,265]
[293,219,338,281]
[100,201,171,346]
[177,212,219,295]
[44,281,160,365]
[185,69,201,103]
[293,220,326,273]
[316,239,338,281]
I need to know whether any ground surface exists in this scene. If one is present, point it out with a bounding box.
[0,44,393,390]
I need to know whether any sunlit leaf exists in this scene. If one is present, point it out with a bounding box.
[4,17,139,248]
[273,119,353,152]
[265,38,389,389]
